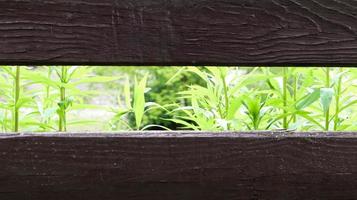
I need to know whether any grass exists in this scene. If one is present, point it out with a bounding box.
[0,66,356,132]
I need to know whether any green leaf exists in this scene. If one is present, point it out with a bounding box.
[133,74,148,129]
[226,97,242,120]
[166,68,185,84]
[144,102,167,113]
[320,88,334,114]
[340,99,357,112]
[296,111,324,130]
[295,89,320,110]
[23,72,59,88]
[15,97,33,109]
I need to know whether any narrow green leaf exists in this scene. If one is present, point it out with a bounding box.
[295,89,320,110]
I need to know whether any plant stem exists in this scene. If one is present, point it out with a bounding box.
[325,68,330,131]
[334,68,343,131]
[60,86,66,131]
[43,67,52,129]
[13,66,20,132]
[292,73,297,123]
[220,70,229,116]
[59,66,67,132]
[220,70,230,129]
[282,67,288,129]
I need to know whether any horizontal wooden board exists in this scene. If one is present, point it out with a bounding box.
[0,131,356,200]
[0,0,357,65]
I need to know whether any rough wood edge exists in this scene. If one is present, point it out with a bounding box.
[1,131,356,138]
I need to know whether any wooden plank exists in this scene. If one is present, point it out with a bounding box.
[0,0,357,65]
[0,131,356,200]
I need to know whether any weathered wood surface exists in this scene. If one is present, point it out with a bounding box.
[0,131,356,200]
[0,0,357,65]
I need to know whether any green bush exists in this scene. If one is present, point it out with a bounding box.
[130,67,205,130]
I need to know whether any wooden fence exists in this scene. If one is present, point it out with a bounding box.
[0,0,356,199]
[1,0,357,65]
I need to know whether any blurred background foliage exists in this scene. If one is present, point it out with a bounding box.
[92,67,205,130]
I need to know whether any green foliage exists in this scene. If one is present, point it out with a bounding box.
[171,67,357,131]
[242,95,271,130]
[1,66,119,132]
[171,67,273,130]
[0,66,38,132]
[0,66,356,132]
[110,73,168,131]
[138,67,205,130]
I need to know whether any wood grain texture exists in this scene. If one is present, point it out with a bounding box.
[0,0,357,65]
[0,131,356,200]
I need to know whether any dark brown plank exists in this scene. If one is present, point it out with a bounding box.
[0,131,356,200]
[0,0,357,65]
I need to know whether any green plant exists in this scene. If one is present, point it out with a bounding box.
[13,66,20,132]
[282,67,288,129]
[171,67,237,130]
[264,68,322,130]
[0,66,356,132]
[323,68,332,130]
[143,67,204,130]
[331,68,357,130]
[0,67,13,132]
[242,94,272,130]
[268,67,357,131]
[24,66,119,132]
[171,67,274,130]
[0,66,36,132]
[110,74,168,131]
[57,66,70,131]
[35,66,57,131]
